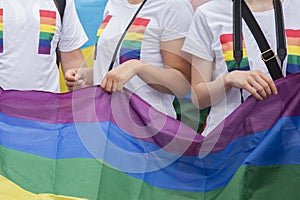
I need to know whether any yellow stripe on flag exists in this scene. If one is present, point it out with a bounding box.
[0,175,86,200]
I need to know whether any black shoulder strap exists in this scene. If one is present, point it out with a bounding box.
[233,0,284,80]
[53,0,66,22]
[233,0,245,103]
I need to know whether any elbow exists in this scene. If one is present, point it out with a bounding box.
[191,91,209,110]
[175,88,189,99]
[174,83,190,99]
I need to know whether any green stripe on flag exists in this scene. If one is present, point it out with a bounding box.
[1,146,300,200]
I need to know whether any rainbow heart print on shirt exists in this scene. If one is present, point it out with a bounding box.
[286,29,300,75]
[119,17,150,64]
[38,10,56,55]
[220,34,250,72]
[0,8,3,53]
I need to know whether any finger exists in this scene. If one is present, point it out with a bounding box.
[112,80,118,93]
[249,79,268,99]
[116,79,125,93]
[244,84,264,100]
[100,77,108,90]
[75,79,84,86]
[255,76,272,97]
[260,73,278,95]
[66,70,79,81]
[65,74,77,82]
[105,78,114,93]
[65,81,76,88]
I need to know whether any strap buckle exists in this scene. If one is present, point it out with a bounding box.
[261,49,276,62]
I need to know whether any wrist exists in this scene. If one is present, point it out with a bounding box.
[130,59,144,74]
[222,72,233,91]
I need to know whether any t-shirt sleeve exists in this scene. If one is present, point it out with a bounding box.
[58,0,88,52]
[182,8,214,61]
[160,0,194,42]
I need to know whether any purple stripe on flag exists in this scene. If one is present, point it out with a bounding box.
[0,86,202,156]
[0,73,299,156]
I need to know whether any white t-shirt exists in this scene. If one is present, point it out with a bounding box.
[183,0,300,136]
[94,0,193,117]
[0,0,88,92]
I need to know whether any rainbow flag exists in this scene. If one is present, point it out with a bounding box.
[1,72,300,199]
[220,34,250,72]
[286,29,300,75]
[39,10,56,55]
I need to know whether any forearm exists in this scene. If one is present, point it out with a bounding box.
[61,49,94,88]
[60,49,86,75]
[135,61,190,98]
[192,75,230,109]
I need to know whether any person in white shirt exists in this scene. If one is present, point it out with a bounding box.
[183,0,299,136]
[0,0,88,93]
[65,0,193,118]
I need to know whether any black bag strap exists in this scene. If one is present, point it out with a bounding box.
[233,0,244,102]
[233,0,285,81]
[53,0,66,21]
[273,0,287,65]
[233,0,243,67]
[108,0,147,71]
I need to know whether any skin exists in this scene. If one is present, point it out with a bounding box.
[189,0,210,10]
[59,49,87,91]
[191,0,280,109]
[65,0,191,98]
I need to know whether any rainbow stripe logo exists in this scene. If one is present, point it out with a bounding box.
[119,18,150,64]
[38,10,56,55]
[94,15,112,60]
[220,34,250,72]
[286,29,300,75]
[0,9,3,53]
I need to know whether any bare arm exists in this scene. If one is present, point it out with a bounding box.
[191,56,278,109]
[60,49,93,90]
[60,49,86,75]
[191,56,228,109]
[101,38,191,98]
